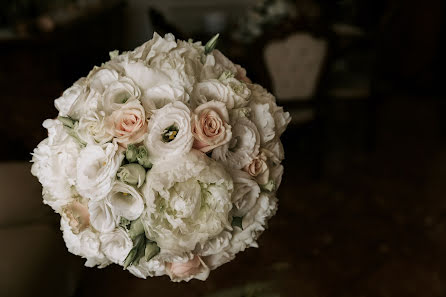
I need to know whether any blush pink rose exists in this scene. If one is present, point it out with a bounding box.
[243,151,269,185]
[106,100,147,147]
[62,201,90,234]
[166,255,204,280]
[192,101,232,153]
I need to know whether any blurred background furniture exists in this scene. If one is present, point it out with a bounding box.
[0,162,82,297]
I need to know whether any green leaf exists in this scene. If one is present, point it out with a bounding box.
[232,216,243,229]
[128,217,145,240]
[144,240,160,261]
[123,233,145,269]
[57,116,76,128]
[204,33,220,55]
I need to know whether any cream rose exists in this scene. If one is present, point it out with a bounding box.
[145,101,193,162]
[105,100,147,147]
[192,101,232,153]
[243,151,269,185]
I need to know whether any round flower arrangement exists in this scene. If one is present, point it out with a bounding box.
[31,33,290,282]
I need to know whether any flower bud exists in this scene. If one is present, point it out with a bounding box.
[125,144,138,163]
[204,33,219,55]
[58,116,76,128]
[117,163,146,188]
[137,146,152,169]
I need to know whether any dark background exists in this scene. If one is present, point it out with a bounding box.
[0,0,445,296]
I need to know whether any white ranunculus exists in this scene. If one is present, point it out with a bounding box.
[230,169,261,217]
[141,151,233,254]
[88,199,116,233]
[101,77,141,114]
[192,78,251,110]
[76,111,113,145]
[76,143,123,201]
[212,114,260,169]
[196,230,232,257]
[249,102,276,144]
[99,228,133,264]
[88,68,119,93]
[127,256,166,278]
[61,218,109,268]
[249,83,291,138]
[263,140,285,164]
[107,181,144,221]
[31,119,81,212]
[209,193,278,268]
[54,78,85,117]
[145,101,193,162]
[66,68,122,120]
[122,61,171,96]
[142,84,189,109]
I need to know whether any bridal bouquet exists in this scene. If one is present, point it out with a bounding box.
[31,33,290,281]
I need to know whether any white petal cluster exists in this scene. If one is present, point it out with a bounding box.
[31,32,290,282]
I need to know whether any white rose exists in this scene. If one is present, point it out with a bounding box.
[122,61,171,98]
[88,199,116,233]
[88,68,119,93]
[31,119,81,212]
[65,68,120,119]
[99,228,133,264]
[142,84,189,109]
[106,181,144,221]
[230,169,261,217]
[54,78,85,116]
[249,102,276,144]
[145,101,193,162]
[141,151,233,254]
[263,140,285,164]
[76,143,123,201]
[192,78,251,110]
[212,114,260,169]
[76,111,113,145]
